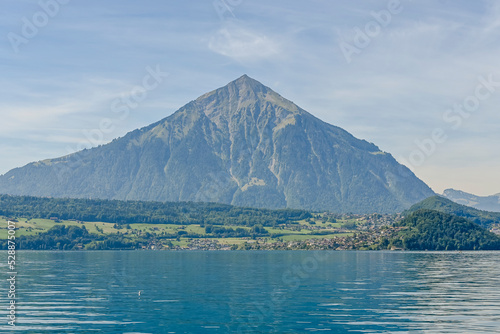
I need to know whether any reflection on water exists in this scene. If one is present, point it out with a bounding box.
[0,251,499,333]
[315,252,500,334]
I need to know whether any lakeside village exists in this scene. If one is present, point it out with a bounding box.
[4,210,500,251]
[166,227,407,251]
[131,213,408,251]
[129,212,500,251]
[2,212,406,251]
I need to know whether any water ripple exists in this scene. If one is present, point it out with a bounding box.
[0,251,499,333]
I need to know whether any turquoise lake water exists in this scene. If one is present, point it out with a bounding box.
[1,251,499,333]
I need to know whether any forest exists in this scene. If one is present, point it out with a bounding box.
[0,194,311,227]
[1,225,143,250]
[382,209,500,250]
[406,196,500,228]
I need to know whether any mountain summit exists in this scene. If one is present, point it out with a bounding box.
[0,75,434,213]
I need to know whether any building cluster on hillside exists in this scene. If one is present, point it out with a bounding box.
[186,239,234,250]
[491,226,500,235]
[148,226,406,251]
[355,214,402,230]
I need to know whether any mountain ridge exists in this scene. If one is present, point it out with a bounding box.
[0,75,435,213]
[442,188,500,212]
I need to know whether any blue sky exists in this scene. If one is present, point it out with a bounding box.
[1,0,499,196]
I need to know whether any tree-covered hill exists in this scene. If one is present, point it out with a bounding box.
[0,194,310,227]
[383,209,500,251]
[405,196,500,228]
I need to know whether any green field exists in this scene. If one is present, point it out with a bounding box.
[1,215,357,249]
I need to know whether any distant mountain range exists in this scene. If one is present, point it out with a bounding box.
[442,189,500,212]
[0,75,435,213]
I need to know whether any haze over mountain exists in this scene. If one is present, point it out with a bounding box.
[0,75,435,213]
[442,189,500,212]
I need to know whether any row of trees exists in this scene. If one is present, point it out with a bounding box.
[205,224,269,237]
[0,223,271,250]
[0,225,144,250]
[0,195,311,227]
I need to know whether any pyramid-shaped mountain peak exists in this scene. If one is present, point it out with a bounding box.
[0,76,435,213]
[232,74,269,91]
[196,75,301,120]
[234,74,257,83]
[199,74,269,102]
[229,74,265,89]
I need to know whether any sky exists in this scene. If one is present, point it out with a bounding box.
[1,0,499,196]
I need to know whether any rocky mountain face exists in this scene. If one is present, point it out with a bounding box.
[443,189,500,212]
[0,75,435,213]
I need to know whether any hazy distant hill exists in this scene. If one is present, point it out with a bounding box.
[0,75,434,213]
[406,195,500,228]
[443,189,500,212]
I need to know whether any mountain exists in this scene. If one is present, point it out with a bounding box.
[0,75,434,213]
[442,188,500,212]
[406,195,500,228]
[383,209,500,251]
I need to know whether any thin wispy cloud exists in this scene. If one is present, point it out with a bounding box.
[208,25,280,62]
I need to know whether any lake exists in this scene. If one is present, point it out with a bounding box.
[1,251,499,333]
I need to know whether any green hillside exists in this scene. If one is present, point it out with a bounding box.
[406,196,500,228]
[384,209,500,251]
[0,194,310,227]
[0,195,359,251]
